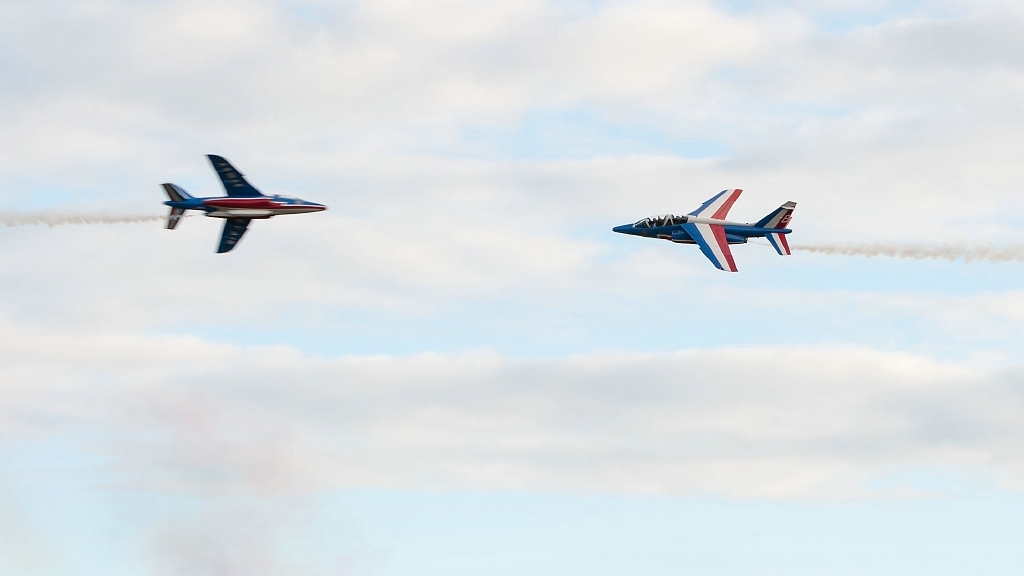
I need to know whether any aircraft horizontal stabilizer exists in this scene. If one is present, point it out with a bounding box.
[166,207,185,230]
[765,232,791,255]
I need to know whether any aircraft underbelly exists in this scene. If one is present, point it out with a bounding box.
[669,230,746,244]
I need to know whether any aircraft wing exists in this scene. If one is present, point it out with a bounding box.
[688,189,742,219]
[217,218,251,253]
[207,155,263,197]
[681,222,738,272]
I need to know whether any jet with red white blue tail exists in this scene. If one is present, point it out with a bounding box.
[612,189,795,272]
[162,155,326,253]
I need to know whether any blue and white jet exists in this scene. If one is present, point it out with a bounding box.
[612,189,796,272]
[162,155,327,253]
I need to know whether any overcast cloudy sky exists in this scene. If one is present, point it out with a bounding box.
[0,1,1022,574]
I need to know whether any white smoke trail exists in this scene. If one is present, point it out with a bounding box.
[792,243,1024,263]
[0,212,167,227]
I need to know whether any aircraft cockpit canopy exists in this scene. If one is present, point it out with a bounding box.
[633,214,688,228]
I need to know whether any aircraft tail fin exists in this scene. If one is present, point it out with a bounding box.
[754,201,796,229]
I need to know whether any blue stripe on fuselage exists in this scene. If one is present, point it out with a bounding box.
[164,198,212,213]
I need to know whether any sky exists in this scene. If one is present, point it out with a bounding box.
[0,0,1022,574]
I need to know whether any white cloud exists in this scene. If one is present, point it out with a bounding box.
[1,324,1019,498]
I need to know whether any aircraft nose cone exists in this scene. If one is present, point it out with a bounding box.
[612,224,631,234]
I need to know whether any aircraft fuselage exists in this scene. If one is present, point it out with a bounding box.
[613,217,791,245]
[164,195,327,220]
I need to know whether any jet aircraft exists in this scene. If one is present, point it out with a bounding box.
[161,155,326,253]
[612,189,796,272]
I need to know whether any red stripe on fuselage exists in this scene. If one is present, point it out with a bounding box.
[203,198,284,209]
